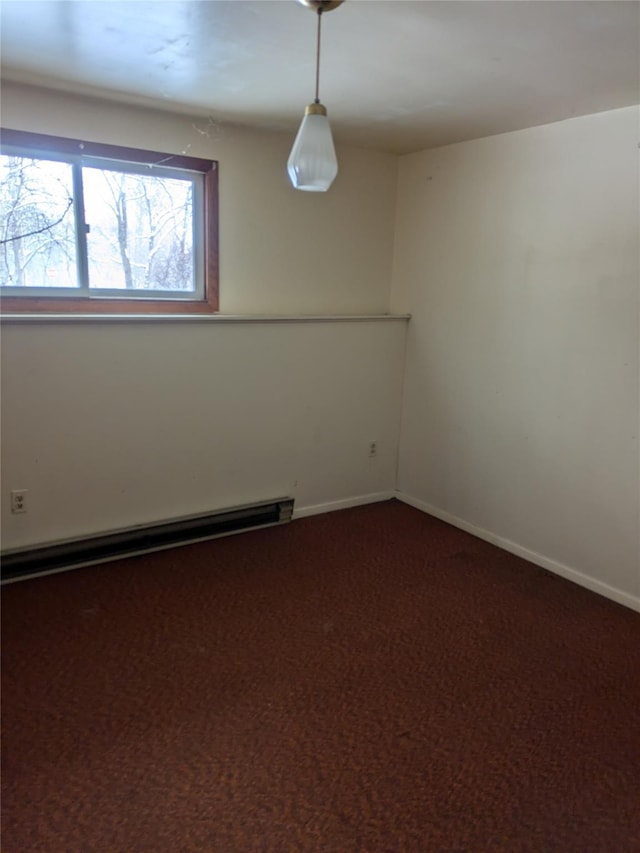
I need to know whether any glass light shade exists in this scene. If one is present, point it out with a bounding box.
[287,106,338,192]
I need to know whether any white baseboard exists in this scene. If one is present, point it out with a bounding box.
[396,492,640,615]
[294,491,395,520]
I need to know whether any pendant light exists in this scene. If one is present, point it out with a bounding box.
[287,0,344,192]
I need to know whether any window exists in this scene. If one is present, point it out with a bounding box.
[0,129,218,314]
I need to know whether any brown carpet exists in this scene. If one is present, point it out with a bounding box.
[2,500,640,852]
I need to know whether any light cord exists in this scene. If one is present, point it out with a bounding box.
[314,9,323,103]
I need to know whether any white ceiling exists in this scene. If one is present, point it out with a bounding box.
[1,1,638,154]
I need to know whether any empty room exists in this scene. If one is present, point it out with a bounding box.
[1,0,639,850]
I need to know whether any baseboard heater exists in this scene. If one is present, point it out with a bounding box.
[1,497,294,583]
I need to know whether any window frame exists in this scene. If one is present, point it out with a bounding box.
[0,129,219,314]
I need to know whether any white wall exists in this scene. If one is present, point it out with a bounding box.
[1,319,406,549]
[0,84,406,549]
[392,106,640,606]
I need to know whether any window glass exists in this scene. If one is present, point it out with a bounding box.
[0,155,78,289]
[83,167,195,293]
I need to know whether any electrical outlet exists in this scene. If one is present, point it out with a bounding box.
[368,441,378,458]
[11,489,28,514]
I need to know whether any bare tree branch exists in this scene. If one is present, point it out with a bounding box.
[0,197,73,245]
